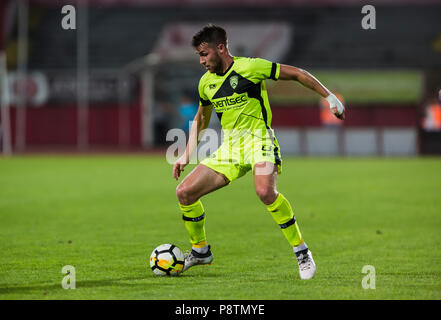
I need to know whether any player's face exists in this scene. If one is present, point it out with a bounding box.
[195,42,223,74]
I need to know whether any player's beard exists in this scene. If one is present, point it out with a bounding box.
[211,53,223,74]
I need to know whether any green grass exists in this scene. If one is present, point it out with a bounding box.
[267,70,422,104]
[0,155,440,300]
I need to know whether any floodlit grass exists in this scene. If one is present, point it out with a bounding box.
[0,155,440,299]
[267,70,422,104]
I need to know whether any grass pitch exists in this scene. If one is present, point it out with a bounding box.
[0,155,440,300]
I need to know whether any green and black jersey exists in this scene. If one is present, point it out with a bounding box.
[198,57,283,180]
[198,56,280,137]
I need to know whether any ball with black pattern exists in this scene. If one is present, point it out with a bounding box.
[149,244,185,276]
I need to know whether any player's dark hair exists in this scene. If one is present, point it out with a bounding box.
[192,24,227,48]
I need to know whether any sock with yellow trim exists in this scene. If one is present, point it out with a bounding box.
[179,200,207,250]
[266,193,305,248]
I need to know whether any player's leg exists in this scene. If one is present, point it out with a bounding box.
[176,163,229,247]
[176,163,229,271]
[253,161,316,279]
[176,163,229,206]
[254,162,303,246]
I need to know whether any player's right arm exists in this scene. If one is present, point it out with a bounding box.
[173,104,213,180]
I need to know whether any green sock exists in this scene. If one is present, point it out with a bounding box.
[266,193,303,247]
[179,200,207,247]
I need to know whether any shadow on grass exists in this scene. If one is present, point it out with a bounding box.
[0,276,147,295]
[0,272,221,295]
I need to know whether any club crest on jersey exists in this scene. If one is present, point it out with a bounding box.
[209,84,216,89]
[229,75,239,90]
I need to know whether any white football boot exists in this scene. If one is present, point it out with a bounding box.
[296,250,316,280]
[183,245,213,272]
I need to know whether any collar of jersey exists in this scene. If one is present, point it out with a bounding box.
[215,59,235,76]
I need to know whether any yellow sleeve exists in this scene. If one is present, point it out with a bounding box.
[249,58,280,81]
[198,77,211,106]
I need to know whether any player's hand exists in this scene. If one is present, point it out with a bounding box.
[333,108,345,120]
[326,93,345,120]
[173,155,189,181]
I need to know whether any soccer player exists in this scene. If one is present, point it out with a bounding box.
[172,24,345,280]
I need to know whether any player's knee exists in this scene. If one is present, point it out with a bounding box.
[255,186,277,205]
[176,184,196,206]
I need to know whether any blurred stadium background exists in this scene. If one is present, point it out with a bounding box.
[1,0,441,301]
[1,0,441,157]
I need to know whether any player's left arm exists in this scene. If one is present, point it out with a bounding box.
[278,64,345,120]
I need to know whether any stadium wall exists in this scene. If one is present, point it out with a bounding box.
[1,101,420,155]
[271,104,418,127]
[3,102,142,147]
[274,127,418,156]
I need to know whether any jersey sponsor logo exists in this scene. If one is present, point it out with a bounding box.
[213,93,247,109]
[229,75,239,90]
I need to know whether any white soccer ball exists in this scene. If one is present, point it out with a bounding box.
[149,244,185,276]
